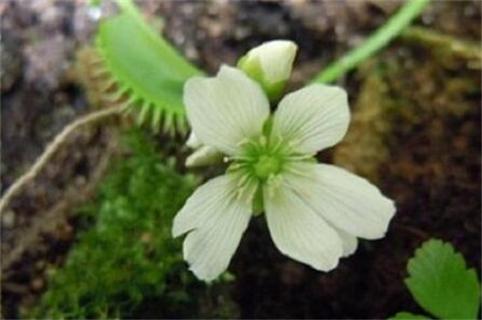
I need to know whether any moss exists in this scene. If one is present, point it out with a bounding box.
[334,27,480,183]
[27,129,238,319]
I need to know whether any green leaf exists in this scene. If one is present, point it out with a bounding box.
[390,312,429,320]
[405,239,480,319]
[96,0,203,133]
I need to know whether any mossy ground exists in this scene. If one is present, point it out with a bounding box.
[27,129,238,319]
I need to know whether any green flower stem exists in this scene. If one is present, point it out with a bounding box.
[312,0,430,84]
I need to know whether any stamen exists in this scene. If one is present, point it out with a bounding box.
[269,137,284,153]
[286,153,314,161]
[235,175,258,203]
[228,162,250,171]
[236,173,251,188]
[229,154,256,161]
[285,163,314,178]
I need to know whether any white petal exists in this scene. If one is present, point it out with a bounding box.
[172,174,253,281]
[271,84,350,154]
[263,181,343,271]
[184,65,270,155]
[283,162,396,240]
[337,228,358,257]
[245,40,298,84]
[185,145,223,168]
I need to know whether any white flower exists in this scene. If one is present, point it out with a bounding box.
[173,65,395,281]
[185,40,298,168]
[238,40,298,101]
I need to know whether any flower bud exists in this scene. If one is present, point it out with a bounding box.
[185,145,223,168]
[238,40,297,101]
[186,132,202,149]
[185,132,223,167]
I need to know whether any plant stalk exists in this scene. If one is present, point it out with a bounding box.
[312,0,431,84]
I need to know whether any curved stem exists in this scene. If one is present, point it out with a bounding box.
[312,0,430,84]
[0,107,122,214]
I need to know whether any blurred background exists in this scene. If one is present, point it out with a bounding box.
[1,0,480,318]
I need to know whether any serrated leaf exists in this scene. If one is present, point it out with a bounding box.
[96,0,203,133]
[405,239,480,319]
[390,312,429,320]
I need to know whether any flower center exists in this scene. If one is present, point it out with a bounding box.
[228,135,288,184]
[253,154,282,180]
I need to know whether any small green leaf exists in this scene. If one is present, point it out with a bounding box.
[390,311,429,320]
[405,239,480,319]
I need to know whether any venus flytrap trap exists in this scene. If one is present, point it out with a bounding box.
[94,0,202,133]
[173,41,396,281]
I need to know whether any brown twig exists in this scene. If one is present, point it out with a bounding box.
[402,26,482,65]
[1,128,119,272]
[0,107,122,215]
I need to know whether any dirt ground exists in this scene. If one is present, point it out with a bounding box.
[1,0,480,318]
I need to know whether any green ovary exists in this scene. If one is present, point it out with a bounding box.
[230,133,290,184]
[253,155,282,179]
